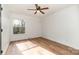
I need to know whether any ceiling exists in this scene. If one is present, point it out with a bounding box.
[2,4,71,18]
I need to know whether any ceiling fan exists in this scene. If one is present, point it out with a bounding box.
[27,4,49,14]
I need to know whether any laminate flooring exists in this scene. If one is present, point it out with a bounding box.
[5,37,79,55]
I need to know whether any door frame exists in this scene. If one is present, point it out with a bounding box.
[0,4,3,55]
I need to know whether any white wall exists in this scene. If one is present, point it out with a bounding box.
[42,5,79,49]
[9,14,41,41]
[1,5,10,54]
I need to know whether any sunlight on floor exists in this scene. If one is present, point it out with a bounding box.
[16,41,37,51]
[22,46,55,55]
[16,41,56,55]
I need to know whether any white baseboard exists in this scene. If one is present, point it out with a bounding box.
[42,36,79,50]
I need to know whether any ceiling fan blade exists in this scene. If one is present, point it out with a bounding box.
[35,4,39,9]
[27,9,36,10]
[40,7,49,10]
[34,11,37,14]
[39,10,45,14]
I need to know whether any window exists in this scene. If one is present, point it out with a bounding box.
[13,19,25,34]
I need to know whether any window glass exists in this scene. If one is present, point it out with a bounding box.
[13,19,25,34]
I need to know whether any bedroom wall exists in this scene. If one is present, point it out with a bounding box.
[9,14,42,41]
[42,5,79,49]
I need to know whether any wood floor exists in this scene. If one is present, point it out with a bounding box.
[5,37,79,55]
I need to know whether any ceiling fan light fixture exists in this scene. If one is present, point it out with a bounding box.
[27,4,49,14]
[37,11,39,12]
